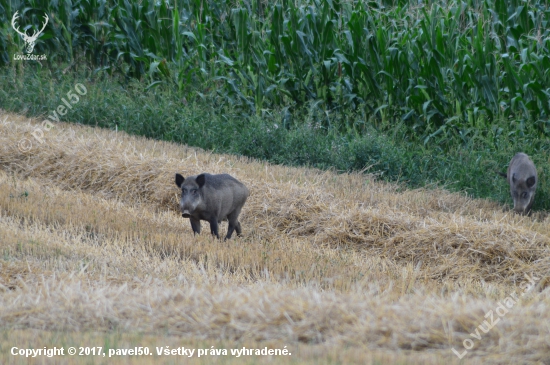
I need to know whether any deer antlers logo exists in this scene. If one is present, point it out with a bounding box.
[11,11,49,54]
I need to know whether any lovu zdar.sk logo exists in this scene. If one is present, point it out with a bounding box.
[11,11,49,54]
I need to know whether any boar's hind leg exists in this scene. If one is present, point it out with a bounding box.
[226,210,243,240]
[208,218,220,239]
[225,222,236,240]
[190,217,201,235]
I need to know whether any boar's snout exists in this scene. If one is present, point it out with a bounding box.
[179,189,202,216]
[513,195,533,213]
[512,175,536,214]
[176,172,204,218]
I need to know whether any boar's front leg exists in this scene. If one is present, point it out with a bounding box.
[189,217,201,235]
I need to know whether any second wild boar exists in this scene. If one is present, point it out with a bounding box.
[504,152,537,215]
[175,173,249,239]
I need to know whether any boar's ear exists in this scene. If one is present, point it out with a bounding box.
[175,173,185,188]
[527,176,536,188]
[196,173,206,188]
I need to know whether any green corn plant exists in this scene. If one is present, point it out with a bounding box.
[2,0,550,144]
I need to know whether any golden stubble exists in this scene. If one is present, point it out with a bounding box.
[0,111,549,364]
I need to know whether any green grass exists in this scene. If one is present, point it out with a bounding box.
[2,67,550,211]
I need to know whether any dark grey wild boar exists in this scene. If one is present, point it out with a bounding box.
[501,153,537,215]
[175,173,249,239]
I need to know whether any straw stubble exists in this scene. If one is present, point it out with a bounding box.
[0,112,549,364]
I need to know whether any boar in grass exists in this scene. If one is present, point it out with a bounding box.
[501,153,538,215]
[175,173,249,239]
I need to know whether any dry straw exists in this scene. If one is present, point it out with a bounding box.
[1,111,549,364]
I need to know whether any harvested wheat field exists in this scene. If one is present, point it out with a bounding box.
[0,110,549,364]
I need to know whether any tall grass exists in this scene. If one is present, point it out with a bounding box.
[2,0,550,142]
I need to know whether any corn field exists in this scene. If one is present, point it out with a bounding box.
[1,0,550,138]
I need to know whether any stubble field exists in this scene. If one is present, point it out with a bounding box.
[0,110,549,364]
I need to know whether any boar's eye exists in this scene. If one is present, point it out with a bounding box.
[191,189,198,195]
[521,192,528,199]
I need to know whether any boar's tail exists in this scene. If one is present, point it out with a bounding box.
[496,170,507,178]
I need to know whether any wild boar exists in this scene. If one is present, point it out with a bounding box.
[503,153,537,215]
[175,173,249,239]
